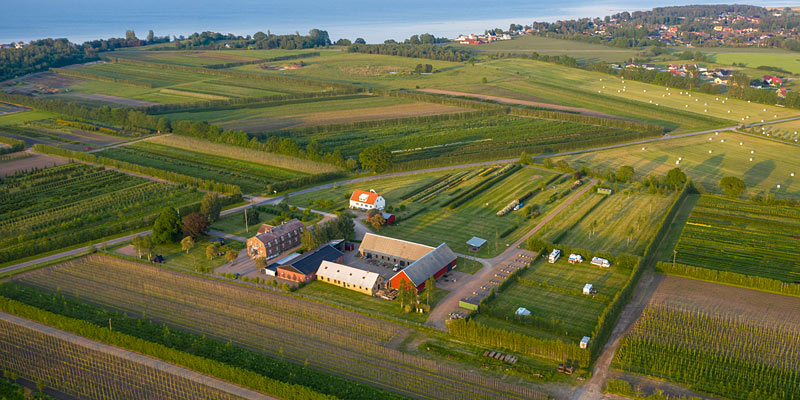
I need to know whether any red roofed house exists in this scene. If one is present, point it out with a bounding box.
[349,189,385,211]
[764,75,783,86]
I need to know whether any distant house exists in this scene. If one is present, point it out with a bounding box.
[316,260,383,295]
[764,75,783,86]
[246,219,305,259]
[349,189,385,211]
[777,88,788,98]
[714,77,729,85]
[276,244,344,283]
[643,64,656,70]
[14,42,24,49]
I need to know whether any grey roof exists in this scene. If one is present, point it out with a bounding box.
[279,244,343,275]
[393,243,457,287]
[466,237,487,247]
[359,233,433,261]
[253,219,304,244]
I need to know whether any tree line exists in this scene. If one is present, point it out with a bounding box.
[0,39,97,82]
[0,136,25,155]
[163,29,332,51]
[347,43,472,62]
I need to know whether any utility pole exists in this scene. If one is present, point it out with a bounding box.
[673,250,677,268]
[245,206,249,233]
[109,318,112,331]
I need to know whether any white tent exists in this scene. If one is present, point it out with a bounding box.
[515,307,531,317]
[583,284,593,295]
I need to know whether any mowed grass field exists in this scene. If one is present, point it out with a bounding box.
[751,119,800,144]
[541,191,675,256]
[673,195,800,282]
[475,256,632,342]
[711,51,800,75]
[487,58,797,123]
[554,131,800,198]
[454,35,639,63]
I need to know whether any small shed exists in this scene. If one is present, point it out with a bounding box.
[381,212,396,226]
[597,187,613,195]
[466,237,487,252]
[459,297,480,311]
[580,336,591,349]
[515,307,531,317]
[263,263,278,276]
[583,283,593,295]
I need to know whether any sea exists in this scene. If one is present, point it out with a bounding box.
[0,0,795,45]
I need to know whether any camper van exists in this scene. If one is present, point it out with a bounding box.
[568,254,583,264]
[548,249,561,263]
[591,257,611,268]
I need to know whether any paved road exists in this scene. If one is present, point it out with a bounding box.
[0,311,275,400]
[744,114,800,127]
[425,179,598,331]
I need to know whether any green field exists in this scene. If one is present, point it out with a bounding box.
[673,195,800,282]
[749,119,800,144]
[0,163,201,264]
[487,58,797,124]
[711,51,800,75]
[277,114,649,167]
[73,62,217,88]
[454,35,640,63]
[541,191,675,256]
[554,131,800,198]
[110,48,322,67]
[97,141,306,194]
[475,256,632,341]
[0,110,58,125]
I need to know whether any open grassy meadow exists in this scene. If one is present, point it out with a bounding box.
[541,191,675,256]
[711,51,800,75]
[455,35,640,63]
[110,48,323,67]
[554,131,800,198]
[475,256,632,342]
[673,195,800,282]
[485,58,797,124]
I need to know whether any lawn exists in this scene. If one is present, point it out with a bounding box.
[673,195,800,282]
[456,257,483,274]
[554,131,800,199]
[296,279,449,324]
[474,256,631,342]
[542,191,676,256]
[454,35,639,63]
[72,62,217,88]
[145,236,245,273]
[211,206,322,238]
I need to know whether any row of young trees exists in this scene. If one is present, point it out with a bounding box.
[32,144,241,194]
[0,136,25,155]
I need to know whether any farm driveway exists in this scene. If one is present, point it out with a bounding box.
[425,179,598,331]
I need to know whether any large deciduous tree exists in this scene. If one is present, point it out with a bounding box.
[719,176,746,198]
[182,212,209,239]
[665,168,687,190]
[153,208,181,244]
[359,144,393,173]
[200,192,222,222]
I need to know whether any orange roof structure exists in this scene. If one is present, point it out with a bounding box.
[350,190,380,205]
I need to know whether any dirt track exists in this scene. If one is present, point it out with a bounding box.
[418,89,625,120]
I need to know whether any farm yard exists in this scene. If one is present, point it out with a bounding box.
[613,275,800,400]
[554,131,800,198]
[291,165,577,257]
[11,255,548,400]
[540,191,676,256]
[673,195,800,282]
[0,163,201,264]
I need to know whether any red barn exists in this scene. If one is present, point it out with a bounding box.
[389,243,457,293]
[381,212,396,226]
